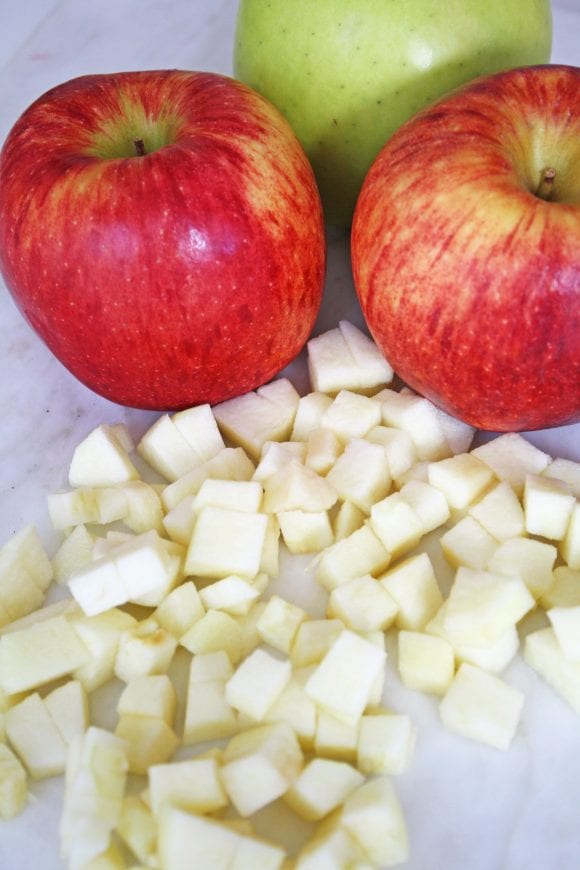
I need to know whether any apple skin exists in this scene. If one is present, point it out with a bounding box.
[234,0,553,226]
[0,71,325,410]
[351,65,580,432]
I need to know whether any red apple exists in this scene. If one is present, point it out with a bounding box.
[0,70,325,410]
[351,65,580,432]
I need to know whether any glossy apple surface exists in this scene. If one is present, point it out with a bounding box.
[0,71,325,410]
[234,0,552,226]
[351,65,580,432]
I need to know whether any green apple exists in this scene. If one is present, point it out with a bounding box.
[234,0,553,226]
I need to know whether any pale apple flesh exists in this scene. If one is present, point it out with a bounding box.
[352,65,580,431]
[0,71,325,410]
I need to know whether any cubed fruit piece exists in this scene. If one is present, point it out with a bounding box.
[0,615,89,695]
[117,675,176,725]
[328,574,398,632]
[161,446,255,511]
[320,391,382,443]
[524,474,575,541]
[153,581,205,639]
[1,524,53,592]
[230,833,287,870]
[213,379,299,460]
[183,678,238,745]
[180,610,243,664]
[378,389,449,462]
[440,663,524,749]
[440,516,498,570]
[44,680,89,745]
[0,569,45,628]
[543,457,580,498]
[547,606,580,662]
[278,509,334,554]
[468,481,525,542]
[194,478,263,513]
[561,503,580,570]
[326,438,391,513]
[305,428,343,476]
[357,712,416,775]
[341,776,409,867]
[71,609,137,692]
[398,631,455,695]
[307,320,393,395]
[117,796,157,868]
[253,441,306,482]
[114,619,177,683]
[524,627,580,716]
[295,814,363,869]
[52,524,95,584]
[264,671,317,749]
[60,727,128,870]
[315,710,359,763]
[137,414,203,482]
[189,650,234,683]
[69,423,138,487]
[257,595,306,654]
[0,743,27,820]
[366,425,417,479]
[221,722,303,816]
[158,805,240,869]
[115,714,179,774]
[433,405,475,455]
[541,566,580,610]
[398,480,450,534]
[333,500,366,541]
[487,536,557,599]
[291,392,334,441]
[444,566,534,648]
[226,648,291,721]
[120,480,165,534]
[380,553,443,632]
[428,453,495,510]
[262,460,337,514]
[149,756,228,816]
[82,841,129,869]
[5,693,68,778]
[454,626,519,675]
[316,524,390,591]
[369,493,424,559]
[285,757,364,821]
[291,619,344,668]
[199,575,259,616]
[305,630,386,726]
[185,506,267,580]
[171,403,225,463]
[471,433,551,497]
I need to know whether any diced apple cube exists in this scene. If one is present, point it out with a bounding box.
[153,581,205,639]
[180,610,243,664]
[316,524,391,591]
[0,568,45,628]
[541,566,580,609]
[0,743,27,820]
[149,756,228,816]
[543,457,580,498]
[295,814,363,869]
[183,678,239,745]
[5,693,68,778]
[278,509,334,553]
[221,721,303,816]
[291,392,334,441]
[524,473,575,540]
[326,438,391,513]
[199,575,259,616]
[307,321,393,395]
[440,516,498,570]
[561,503,580,570]
[185,506,267,580]
[433,405,475,455]
[137,415,201,482]
[230,833,287,870]
[338,320,394,389]
[116,796,157,868]
[291,619,344,668]
[225,648,291,721]
[328,574,398,632]
[305,427,343,476]
[70,608,137,692]
[366,425,417,479]
[472,433,551,497]
[320,391,382,443]
[162,496,196,545]
[194,478,263,513]
[120,480,165,534]
[189,650,234,683]
[52,524,95,584]
[357,712,416,775]
[379,389,449,461]
[398,480,450,535]
[69,423,138,487]
[1,524,53,593]
[547,606,580,662]
[262,460,337,514]
[454,625,519,675]
[171,404,225,463]
[253,441,306,482]
[213,379,299,460]
[487,536,557,599]
[428,453,494,510]
[257,595,306,654]
[117,675,176,725]
[115,714,179,774]
[398,631,455,695]
[379,553,443,632]
[369,493,424,559]
[114,619,177,683]
[285,757,364,821]
[524,627,580,716]
[332,500,366,541]
[443,567,534,648]
[157,805,240,870]
[341,775,409,867]
[439,663,524,750]
[161,446,255,511]
[305,630,386,726]
[44,680,89,745]
[264,672,317,749]
[0,615,89,695]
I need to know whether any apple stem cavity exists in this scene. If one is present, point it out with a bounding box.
[535,167,556,201]
[133,138,146,157]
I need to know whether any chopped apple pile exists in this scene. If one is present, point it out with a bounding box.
[1,320,579,867]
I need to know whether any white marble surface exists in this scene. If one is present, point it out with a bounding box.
[0,2,579,868]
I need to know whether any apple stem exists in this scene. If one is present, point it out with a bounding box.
[133,138,146,157]
[536,168,556,201]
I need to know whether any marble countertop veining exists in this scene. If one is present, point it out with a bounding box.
[0,2,579,869]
